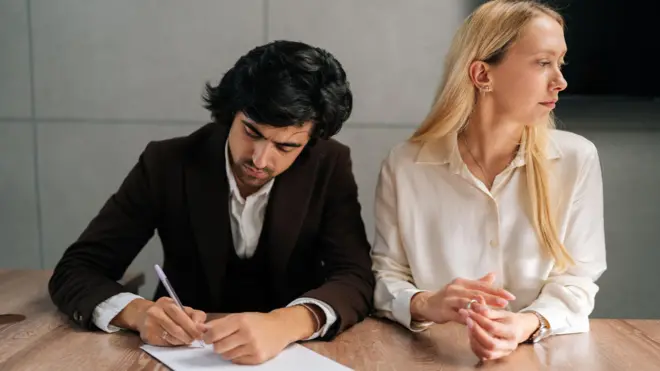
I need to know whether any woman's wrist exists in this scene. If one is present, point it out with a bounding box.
[410,291,432,322]
[516,312,542,343]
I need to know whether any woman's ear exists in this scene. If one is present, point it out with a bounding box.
[469,60,492,92]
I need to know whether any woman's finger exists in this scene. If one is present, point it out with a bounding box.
[468,317,502,352]
[450,288,510,308]
[468,317,517,358]
[452,278,516,300]
[467,308,516,341]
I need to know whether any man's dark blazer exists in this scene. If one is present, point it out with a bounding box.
[48,122,375,340]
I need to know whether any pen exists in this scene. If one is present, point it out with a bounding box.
[154,264,205,348]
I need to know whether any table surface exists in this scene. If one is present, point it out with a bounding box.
[1,269,660,371]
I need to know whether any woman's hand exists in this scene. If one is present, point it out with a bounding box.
[410,273,516,325]
[459,300,540,361]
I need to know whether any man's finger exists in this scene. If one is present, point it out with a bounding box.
[203,316,241,344]
[160,325,187,346]
[185,307,207,325]
[232,355,260,366]
[142,320,185,347]
[213,331,247,355]
[140,326,174,347]
[219,343,251,361]
[155,310,194,344]
[163,304,202,340]
[231,350,273,366]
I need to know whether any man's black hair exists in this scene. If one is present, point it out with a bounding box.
[203,40,353,146]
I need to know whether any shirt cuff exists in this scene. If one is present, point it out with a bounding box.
[92,292,143,333]
[519,304,589,336]
[393,288,434,332]
[287,297,337,340]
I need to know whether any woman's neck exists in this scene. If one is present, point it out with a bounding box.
[461,107,524,169]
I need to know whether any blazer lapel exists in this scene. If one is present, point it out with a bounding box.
[185,126,232,309]
[263,152,320,299]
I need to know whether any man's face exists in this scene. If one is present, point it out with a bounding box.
[227,112,313,190]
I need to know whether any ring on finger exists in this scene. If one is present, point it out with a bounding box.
[466,299,478,310]
[161,330,168,340]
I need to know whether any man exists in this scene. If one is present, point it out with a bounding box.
[49,40,374,365]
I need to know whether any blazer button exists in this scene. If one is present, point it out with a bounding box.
[73,310,82,322]
[490,239,499,248]
[320,260,325,267]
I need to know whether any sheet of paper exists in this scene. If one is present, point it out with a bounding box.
[141,343,353,371]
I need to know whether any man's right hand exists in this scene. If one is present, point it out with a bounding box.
[410,273,516,325]
[112,297,207,346]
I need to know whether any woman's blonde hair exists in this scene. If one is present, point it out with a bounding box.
[411,0,574,271]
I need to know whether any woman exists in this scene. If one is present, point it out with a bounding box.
[371,0,606,361]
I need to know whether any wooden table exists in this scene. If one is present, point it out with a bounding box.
[1,270,659,370]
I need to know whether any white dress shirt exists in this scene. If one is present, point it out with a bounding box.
[371,129,606,336]
[92,142,337,339]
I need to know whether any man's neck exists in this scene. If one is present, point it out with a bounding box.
[235,177,262,199]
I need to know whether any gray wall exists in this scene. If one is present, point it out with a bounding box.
[1,0,658,319]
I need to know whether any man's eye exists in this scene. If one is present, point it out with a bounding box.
[276,145,292,153]
[245,128,260,139]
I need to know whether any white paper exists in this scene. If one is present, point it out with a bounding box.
[141,343,353,371]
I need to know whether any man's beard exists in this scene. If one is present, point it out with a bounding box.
[234,159,274,187]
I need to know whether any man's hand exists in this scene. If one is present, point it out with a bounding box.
[202,306,318,365]
[113,297,207,346]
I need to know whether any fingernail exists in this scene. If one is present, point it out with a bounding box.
[466,317,474,329]
[497,298,509,306]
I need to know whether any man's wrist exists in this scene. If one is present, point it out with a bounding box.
[270,305,320,343]
[110,298,153,331]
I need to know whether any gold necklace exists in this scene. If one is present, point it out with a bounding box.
[461,134,519,182]
[461,134,489,180]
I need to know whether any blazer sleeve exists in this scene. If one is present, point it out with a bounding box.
[297,145,375,340]
[48,142,162,330]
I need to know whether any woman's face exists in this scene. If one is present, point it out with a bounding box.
[485,15,568,125]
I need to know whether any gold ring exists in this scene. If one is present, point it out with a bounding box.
[466,299,478,310]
